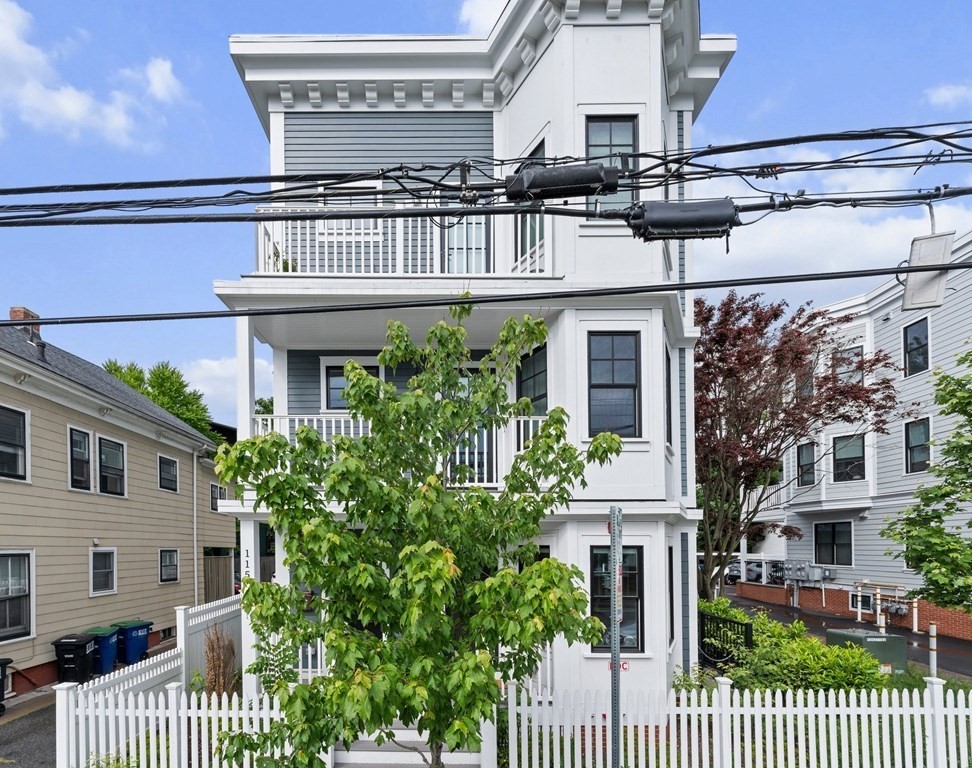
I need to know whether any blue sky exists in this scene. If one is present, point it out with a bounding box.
[2,0,972,422]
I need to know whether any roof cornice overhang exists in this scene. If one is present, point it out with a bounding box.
[230,0,735,135]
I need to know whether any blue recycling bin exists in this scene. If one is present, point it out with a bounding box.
[112,619,152,664]
[84,626,119,675]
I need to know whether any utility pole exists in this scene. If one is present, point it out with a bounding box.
[609,505,623,768]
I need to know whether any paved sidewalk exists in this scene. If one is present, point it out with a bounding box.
[730,591,972,678]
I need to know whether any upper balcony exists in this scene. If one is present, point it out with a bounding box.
[254,201,547,278]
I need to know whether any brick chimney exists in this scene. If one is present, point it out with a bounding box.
[9,307,40,339]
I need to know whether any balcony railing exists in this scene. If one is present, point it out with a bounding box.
[256,203,546,276]
[253,414,547,487]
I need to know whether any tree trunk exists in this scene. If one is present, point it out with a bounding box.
[430,742,444,767]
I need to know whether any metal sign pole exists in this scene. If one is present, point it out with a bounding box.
[609,505,622,768]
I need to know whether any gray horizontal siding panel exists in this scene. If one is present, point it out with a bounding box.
[284,113,494,175]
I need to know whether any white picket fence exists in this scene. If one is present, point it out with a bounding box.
[79,647,184,697]
[175,594,243,685]
[508,677,972,768]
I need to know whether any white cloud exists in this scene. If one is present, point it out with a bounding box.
[0,0,183,149]
[458,0,506,36]
[924,84,972,109]
[184,357,273,426]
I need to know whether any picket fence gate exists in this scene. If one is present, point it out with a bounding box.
[507,677,972,768]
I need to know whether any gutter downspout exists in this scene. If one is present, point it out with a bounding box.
[193,447,202,606]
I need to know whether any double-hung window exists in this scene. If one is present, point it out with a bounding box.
[99,438,126,496]
[90,548,117,596]
[210,483,227,511]
[0,405,27,481]
[158,456,178,493]
[590,545,644,653]
[905,418,931,473]
[833,435,865,481]
[159,549,179,583]
[589,333,640,437]
[517,345,548,416]
[814,522,852,566]
[797,442,815,487]
[326,366,379,410]
[0,553,30,641]
[833,346,863,384]
[904,319,929,377]
[69,428,91,490]
[586,116,637,211]
[515,142,546,272]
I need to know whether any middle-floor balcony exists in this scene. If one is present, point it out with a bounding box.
[252,414,547,488]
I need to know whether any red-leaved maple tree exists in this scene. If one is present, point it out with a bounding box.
[695,292,901,599]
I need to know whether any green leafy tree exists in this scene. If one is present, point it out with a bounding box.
[104,359,221,444]
[884,344,972,609]
[255,396,274,415]
[216,307,621,768]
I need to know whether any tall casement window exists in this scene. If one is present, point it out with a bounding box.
[833,346,864,384]
[903,318,929,377]
[515,141,546,271]
[814,522,852,566]
[159,549,179,583]
[0,405,27,481]
[210,483,227,512]
[833,435,865,482]
[797,442,816,487]
[665,348,673,445]
[586,116,637,210]
[326,365,379,410]
[590,545,644,653]
[69,428,91,490]
[158,456,178,493]
[99,438,126,496]
[517,345,548,416]
[90,548,117,596]
[796,367,814,400]
[667,546,676,645]
[0,553,30,641]
[905,418,931,473]
[588,333,640,437]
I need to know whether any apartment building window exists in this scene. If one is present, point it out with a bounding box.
[905,418,931,473]
[517,345,548,416]
[69,428,91,490]
[796,367,814,400]
[90,548,117,596]
[667,546,676,645]
[210,483,227,511]
[515,142,545,270]
[797,442,815,487]
[833,435,865,481]
[665,348,673,446]
[0,405,27,481]
[590,545,644,653]
[588,332,640,437]
[326,366,379,410]
[586,116,637,210]
[159,549,179,583]
[99,438,126,496]
[849,592,873,613]
[814,522,852,566]
[904,318,929,377]
[833,346,863,384]
[158,456,178,493]
[0,553,30,641]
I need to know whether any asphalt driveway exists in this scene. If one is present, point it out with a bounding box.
[0,704,55,768]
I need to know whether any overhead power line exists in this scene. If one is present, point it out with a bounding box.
[2,261,968,330]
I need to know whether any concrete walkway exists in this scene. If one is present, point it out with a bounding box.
[730,590,972,678]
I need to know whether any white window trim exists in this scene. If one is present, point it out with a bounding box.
[0,401,30,485]
[210,482,227,512]
[902,314,932,379]
[96,434,128,498]
[796,441,816,487]
[0,549,36,646]
[831,432,866,483]
[849,591,874,613]
[811,519,855,568]
[319,356,383,413]
[89,547,118,597]
[66,424,94,493]
[158,548,180,584]
[902,416,933,476]
[157,453,180,494]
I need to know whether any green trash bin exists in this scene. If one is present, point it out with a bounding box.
[826,628,908,674]
[112,620,152,665]
[84,626,119,675]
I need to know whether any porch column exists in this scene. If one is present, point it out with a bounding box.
[240,517,262,698]
[236,316,255,440]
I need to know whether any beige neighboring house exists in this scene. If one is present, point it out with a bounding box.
[0,308,236,697]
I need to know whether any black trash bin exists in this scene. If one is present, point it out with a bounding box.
[51,633,96,684]
[0,657,12,716]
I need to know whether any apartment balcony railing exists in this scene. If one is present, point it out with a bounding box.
[253,414,546,487]
[255,203,546,276]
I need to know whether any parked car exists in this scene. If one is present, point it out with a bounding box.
[724,560,777,584]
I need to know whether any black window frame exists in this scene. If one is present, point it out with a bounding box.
[515,141,546,264]
[0,404,27,481]
[69,427,91,491]
[832,435,865,482]
[159,548,179,583]
[833,345,864,384]
[0,552,30,642]
[667,546,676,645]
[665,347,673,446]
[905,418,931,474]
[588,332,641,438]
[590,545,644,654]
[325,365,379,411]
[796,442,816,487]
[210,483,227,512]
[517,345,548,417]
[585,116,638,211]
[903,318,929,377]
[98,437,126,497]
[849,592,873,613]
[158,455,179,493]
[814,521,853,566]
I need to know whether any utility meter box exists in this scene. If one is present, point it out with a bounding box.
[826,628,907,674]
